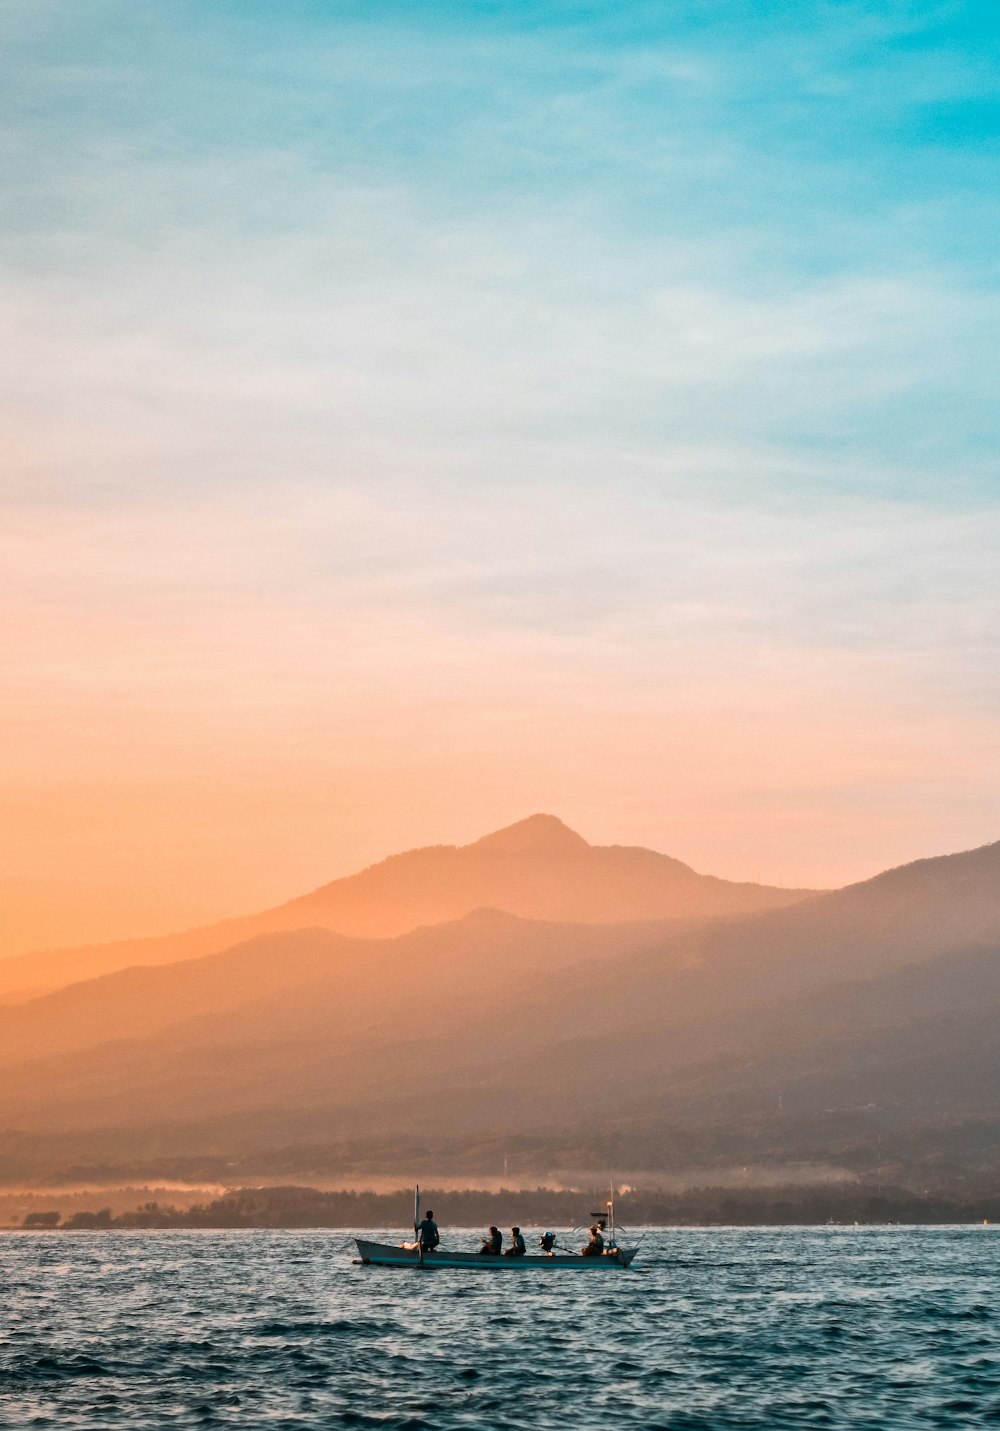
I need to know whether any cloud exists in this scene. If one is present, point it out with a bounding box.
[1,0,998,931]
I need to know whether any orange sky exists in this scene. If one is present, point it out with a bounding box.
[3,4,999,959]
[3,480,998,958]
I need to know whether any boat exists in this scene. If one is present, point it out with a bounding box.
[355,1240,638,1269]
[355,1185,640,1270]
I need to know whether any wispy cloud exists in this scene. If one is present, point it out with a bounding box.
[1,1,998,941]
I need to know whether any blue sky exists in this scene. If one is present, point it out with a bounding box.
[3,0,998,493]
[1,0,998,943]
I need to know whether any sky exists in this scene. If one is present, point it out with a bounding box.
[2,0,999,954]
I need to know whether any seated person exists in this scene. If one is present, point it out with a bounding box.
[479,1225,502,1255]
[581,1224,605,1257]
[415,1211,440,1254]
[504,1225,527,1256]
[538,1232,556,1255]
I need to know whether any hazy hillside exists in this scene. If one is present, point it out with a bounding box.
[373,940,1000,1136]
[1,837,999,1186]
[0,815,817,1001]
[564,837,1000,1036]
[0,909,688,1080]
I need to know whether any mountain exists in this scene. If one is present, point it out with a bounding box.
[389,838,1000,1128]
[0,910,695,1141]
[0,814,817,1000]
[0,909,688,1073]
[1,838,999,1188]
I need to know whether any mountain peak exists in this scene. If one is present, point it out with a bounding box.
[470,814,591,855]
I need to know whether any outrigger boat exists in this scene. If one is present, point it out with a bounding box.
[356,1185,640,1270]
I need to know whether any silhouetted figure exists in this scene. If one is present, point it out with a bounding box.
[538,1232,556,1254]
[504,1225,527,1256]
[581,1224,605,1257]
[415,1211,439,1253]
[479,1225,502,1255]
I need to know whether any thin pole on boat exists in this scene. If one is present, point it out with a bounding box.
[414,1184,423,1265]
[609,1181,616,1247]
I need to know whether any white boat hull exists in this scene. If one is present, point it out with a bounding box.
[356,1239,638,1269]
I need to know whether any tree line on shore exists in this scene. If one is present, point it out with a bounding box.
[19,1181,1000,1229]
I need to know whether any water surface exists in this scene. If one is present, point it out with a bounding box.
[2,1226,998,1428]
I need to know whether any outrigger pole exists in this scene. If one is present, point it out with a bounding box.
[592,1179,617,1247]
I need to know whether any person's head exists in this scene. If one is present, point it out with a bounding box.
[425,1211,433,1219]
[590,1224,600,1233]
[512,1226,520,1234]
[489,1226,498,1234]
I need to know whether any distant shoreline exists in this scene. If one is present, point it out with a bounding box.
[7,1183,999,1231]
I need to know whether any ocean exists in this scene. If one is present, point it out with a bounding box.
[2,1226,998,1429]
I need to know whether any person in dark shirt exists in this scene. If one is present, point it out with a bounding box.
[581,1224,605,1257]
[479,1225,502,1255]
[538,1232,556,1254]
[504,1226,527,1257]
[415,1211,439,1253]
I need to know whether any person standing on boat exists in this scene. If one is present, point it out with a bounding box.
[581,1223,605,1257]
[479,1225,502,1255]
[415,1209,439,1254]
[504,1226,526,1257]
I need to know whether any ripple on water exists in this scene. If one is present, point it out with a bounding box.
[1,1227,999,1429]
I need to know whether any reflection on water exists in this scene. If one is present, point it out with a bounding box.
[2,1226,998,1429]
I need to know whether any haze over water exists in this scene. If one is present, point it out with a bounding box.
[3,1227,998,1429]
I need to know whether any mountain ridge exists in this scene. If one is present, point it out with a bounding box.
[0,815,818,1000]
[1,835,999,1189]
